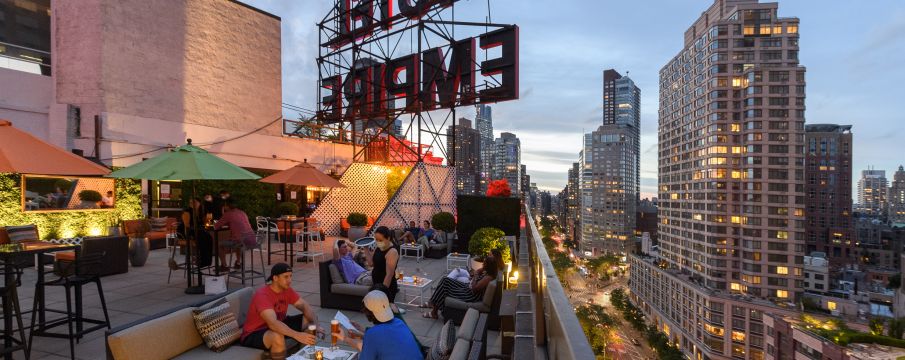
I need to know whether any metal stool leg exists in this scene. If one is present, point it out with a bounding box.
[96,279,111,329]
[63,285,75,360]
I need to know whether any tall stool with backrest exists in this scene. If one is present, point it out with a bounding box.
[0,258,28,360]
[228,232,266,286]
[295,220,325,264]
[27,251,111,360]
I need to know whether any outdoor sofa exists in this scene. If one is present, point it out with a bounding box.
[441,276,501,326]
[105,287,297,360]
[319,260,369,311]
[429,308,492,360]
[122,218,176,250]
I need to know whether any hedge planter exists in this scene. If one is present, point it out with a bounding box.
[456,195,520,253]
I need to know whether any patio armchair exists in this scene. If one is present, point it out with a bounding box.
[53,236,129,277]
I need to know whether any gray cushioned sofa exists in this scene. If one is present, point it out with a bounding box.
[105,287,296,359]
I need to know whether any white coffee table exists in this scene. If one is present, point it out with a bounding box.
[399,243,423,262]
[397,276,432,307]
[446,252,470,271]
[292,345,358,360]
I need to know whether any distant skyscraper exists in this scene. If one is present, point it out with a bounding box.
[890,166,905,223]
[629,1,806,359]
[579,69,640,255]
[475,104,494,193]
[857,169,888,217]
[563,162,581,243]
[493,132,520,197]
[521,164,530,201]
[446,118,481,195]
[804,124,854,262]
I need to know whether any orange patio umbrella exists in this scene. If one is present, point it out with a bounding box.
[0,120,109,175]
[259,159,345,188]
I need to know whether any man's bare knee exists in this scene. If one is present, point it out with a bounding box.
[263,331,286,352]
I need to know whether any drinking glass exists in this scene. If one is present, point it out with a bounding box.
[330,320,339,350]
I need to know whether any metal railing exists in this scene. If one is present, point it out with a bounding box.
[0,41,51,76]
[519,205,595,359]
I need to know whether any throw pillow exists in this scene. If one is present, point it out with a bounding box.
[149,218,168,232]
[5,225,38,243]
[328,263,346,284]
[192,299,241,352]
[428,320,457,360]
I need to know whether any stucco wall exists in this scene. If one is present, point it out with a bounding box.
[0,67,53,138]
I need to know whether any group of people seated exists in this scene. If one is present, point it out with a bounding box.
[238,224,500,359]
[399,220,446,252]
[180,190,258,273]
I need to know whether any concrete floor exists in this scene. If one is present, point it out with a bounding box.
[2,237,497,359]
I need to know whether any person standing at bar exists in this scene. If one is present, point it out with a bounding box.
[180,197,213,268]
[214,198,255,271]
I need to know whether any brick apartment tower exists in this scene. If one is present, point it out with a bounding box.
[630,0,806,358]
[804,124,854,265]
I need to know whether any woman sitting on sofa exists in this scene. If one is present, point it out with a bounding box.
[422,252,499,319]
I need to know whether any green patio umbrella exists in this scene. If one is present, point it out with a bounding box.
[107,139,260,294]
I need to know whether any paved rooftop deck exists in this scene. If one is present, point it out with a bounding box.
[8,237,494,359]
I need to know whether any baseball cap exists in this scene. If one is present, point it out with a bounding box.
[267,263,292,282]
[363,290,394,323]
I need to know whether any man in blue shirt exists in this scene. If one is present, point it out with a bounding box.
[333,290,422,359]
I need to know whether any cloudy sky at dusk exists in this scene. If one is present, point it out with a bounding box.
[243,0,905,199]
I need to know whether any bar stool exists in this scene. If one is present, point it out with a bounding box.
[0,261,28,360]
[28,251,111,360]
[227,233,266,286]
[296,221,325,263]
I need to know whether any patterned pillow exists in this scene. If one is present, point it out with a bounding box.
[427,320,457,360]
[149,218,168,232]
[5,225,38,243]
[192,299,241,352]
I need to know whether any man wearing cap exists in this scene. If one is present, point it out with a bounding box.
[240,263,319,359]
[332,290,422,359]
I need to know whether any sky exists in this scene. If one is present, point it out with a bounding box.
[242,0,905,199]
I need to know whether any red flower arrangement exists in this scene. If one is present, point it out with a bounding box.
[486,179,512,197]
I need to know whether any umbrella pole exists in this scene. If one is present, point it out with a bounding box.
[185,180,204,294]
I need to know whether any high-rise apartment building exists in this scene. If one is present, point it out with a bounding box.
[804,124,853,262]
[522,164,531,201]
[493,132,521,197]
[446,118,482,195]
[563,162,581,243]
[630,1,805,358]
[475,104,494,193]
[579,69,641,255]
[857,169,888,217]
[888,166,905,223]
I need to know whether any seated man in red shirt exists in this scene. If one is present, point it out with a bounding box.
[213,198,257,271]
[240,263,319,359]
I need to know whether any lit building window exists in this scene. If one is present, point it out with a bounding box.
[776,290,789,298]
[776,231,788,239]
[732,331,746,342]
[759,26,772,35]
[776,266,789,275]
[787,25,798,34]
[744,26,755,35]
[827,301,837,311]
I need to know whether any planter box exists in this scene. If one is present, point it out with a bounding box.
[455,195,520,253]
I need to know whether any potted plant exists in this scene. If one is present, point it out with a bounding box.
[431,211,456,246]
[128,220,151,267]
[107,218,122,236]
[277,202,300,218]
[347,212,368,241]
[78,190,102,209]
[468,227,511,269]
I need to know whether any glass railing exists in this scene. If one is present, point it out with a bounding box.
[0,41,51,76]
[520,205,595,359]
